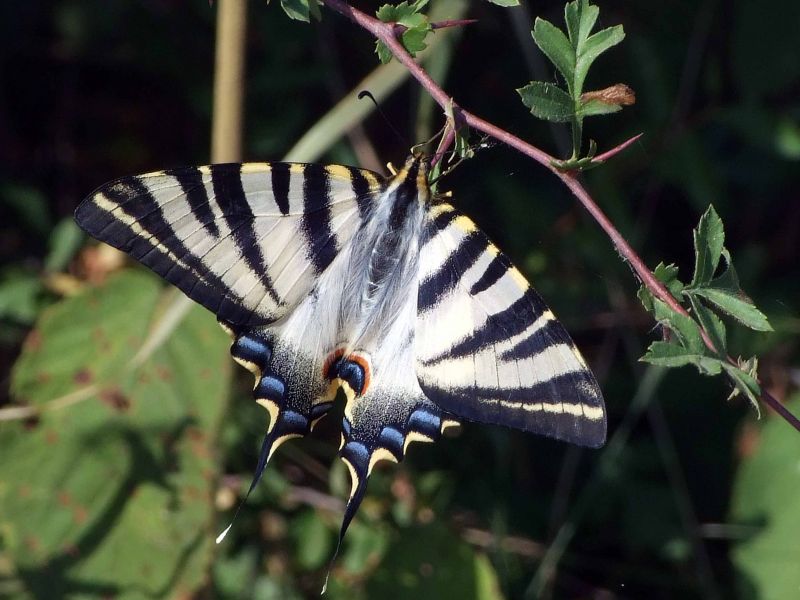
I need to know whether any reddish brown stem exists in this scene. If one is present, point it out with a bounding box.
[319,0,800,433]
[592,133,644,164]
[431,18,479,30]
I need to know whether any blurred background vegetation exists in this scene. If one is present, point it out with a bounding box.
[1,1,799,598]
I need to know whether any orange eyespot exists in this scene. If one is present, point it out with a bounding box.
[323,348,372,397]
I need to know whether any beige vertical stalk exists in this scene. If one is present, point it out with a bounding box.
[212,0,248,163]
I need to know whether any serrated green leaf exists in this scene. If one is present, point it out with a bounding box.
[641,341,723,375]
[400,24,430,54]
[691,287,773,331]
[689,295,727,355]
[691,205,725,287]
[653,299,705,354]
[709,248,740,292]
[485,0,519,6]
[565,0,599,50]
[376,3,398,21]
[375,40,393,64]
[517,81,575,122]
[722,363,761,412]
[374,1,431,62]
[577,97,622,117]
[637,285,656,314]
[574,24,624,95]
[653,262,685,298]
[377,0,427,23]
[531,18,575,89]
[1,270,231,597]
[280,0,319,22]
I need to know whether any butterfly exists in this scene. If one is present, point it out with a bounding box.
[74,153,606,556]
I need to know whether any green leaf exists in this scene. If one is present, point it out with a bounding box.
[641,341,723,375]
[375,41,393,64]
[0,270,231,597]
[485,0,519,6]
[366,524,503,599]
[691,287,773,332]
[638,264,683,314]
[577,97,622,117]
[565,0,599,51]
[280,0,320,22]
[688,295,727,355]
[0,270,44,324]
[710,248,741,292]
[721,362,761,412]
[531,18,575,89]
[731,396,800,598]
[574,24,624,95]
[375,1,432,63]
[517,81,575,123]
[653,299,705,354]
[45,218,84,273]
[655,262,685,297]
[691,205,725,287]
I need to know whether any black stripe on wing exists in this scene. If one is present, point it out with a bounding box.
[270,163,291,215]
[210,164,282,306]
[302,163,337,274]
[418,231,490,313]
[421,289,550,365]
[76,176,258,326]
[167,167,220,237]
[421,370,605,448]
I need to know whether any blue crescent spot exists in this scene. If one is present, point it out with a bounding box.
[407,409,441,437]
[232,335,272,367]
[378,426,405,456]
[255,375,285,401]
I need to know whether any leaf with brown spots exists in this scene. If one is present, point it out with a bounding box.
[0,270,231,597]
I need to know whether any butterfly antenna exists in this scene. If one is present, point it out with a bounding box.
[215,428,277,544]
[358,90,409,149]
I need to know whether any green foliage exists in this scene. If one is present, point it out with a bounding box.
[518,0,626,163]
[366,524,502,599]
[0,271,232,597]
[732,398,800,599]
[279,0,321,23]
[639,206,772,411]
[375,1,432,64]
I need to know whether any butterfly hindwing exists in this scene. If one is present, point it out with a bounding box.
[75,162,384,327]
[415,203,606,448]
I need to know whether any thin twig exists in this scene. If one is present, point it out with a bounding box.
[318,0,800,433]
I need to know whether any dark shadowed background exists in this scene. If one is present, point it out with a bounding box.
[0,1,798,598]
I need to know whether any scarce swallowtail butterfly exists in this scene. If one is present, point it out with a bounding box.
[74,153,606,557]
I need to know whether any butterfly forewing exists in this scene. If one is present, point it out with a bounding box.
[75,162,384,327]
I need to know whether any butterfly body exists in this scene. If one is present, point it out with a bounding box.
[75,153,605,547]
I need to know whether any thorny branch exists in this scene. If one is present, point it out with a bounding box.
[320,0,800,433]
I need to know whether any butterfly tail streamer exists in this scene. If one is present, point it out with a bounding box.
[217,322,335,543]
